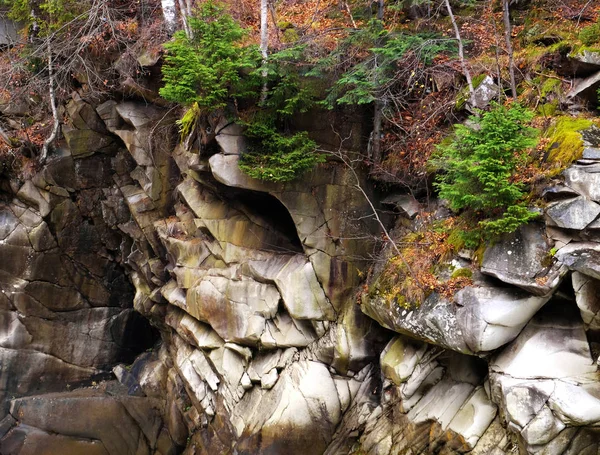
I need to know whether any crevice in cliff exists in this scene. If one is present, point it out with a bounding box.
[222,186,304,253]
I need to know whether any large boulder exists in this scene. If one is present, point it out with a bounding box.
[480,223,565,296]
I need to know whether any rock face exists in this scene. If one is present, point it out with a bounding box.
[3,98,600,455]
[357,124,600,454]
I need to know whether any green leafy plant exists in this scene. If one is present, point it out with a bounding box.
[256,45,317,117]
[432,102,539,235]
[3,0,85,35]
[159,1,259,109]
[238,122,324,182]
[579,20,600,47]
[314,20,455,107]
[238,45,323,182]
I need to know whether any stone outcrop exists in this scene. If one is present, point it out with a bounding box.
[359,124,600,455]
[3,96,600,455]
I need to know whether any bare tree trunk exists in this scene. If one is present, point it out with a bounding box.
[40,42,59,163]
[260,0,269,104]
[161,0,178,34]
[444,0,474,103]
[502,0,517,98]
[377,0,384,20]
[371,100,383,165]
[489,0,503,100]
[177,0,191,38]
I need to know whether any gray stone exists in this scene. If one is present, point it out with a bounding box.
[467,75,499,111]
[481,223,565,295]
[248,255,335,321]
[555,241,600,279]
[447,387,498,449]
[490,300,596,380]
[567,71,600,106]
[456,285,551,352]
[380,336,427,385]
[563,164,600,202]
[381,194,421,219]
[572,272,600,331]
[582,146,600,160]
[234,361,342,455]
[186,275,280,346]
[362,292,472,354]
[215,122,246,156]
[260,368,279,389]
[546,197,600,230]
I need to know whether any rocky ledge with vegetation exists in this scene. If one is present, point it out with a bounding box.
[0,0,599,454]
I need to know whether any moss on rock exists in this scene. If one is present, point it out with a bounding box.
[545,117,593,166]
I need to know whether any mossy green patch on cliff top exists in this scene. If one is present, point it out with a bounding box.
[545,116,593,166]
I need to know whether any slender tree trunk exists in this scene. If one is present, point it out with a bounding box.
[489,0,503,100]
[371,2,384,166]
[260,0,269,103]
[177,0,191,38]
[377,0,384,20]
[161,0,177,34]
[502,0,517,98]
[371,99,383,165]
[40,42,59,163]
[444,0,474,103]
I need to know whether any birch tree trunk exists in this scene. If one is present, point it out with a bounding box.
[161,0,177,34]
[260,0,269,103]
[503,0,517,98]
[40,42,59,163]
[444,0,474,103]
[177,0,191,38]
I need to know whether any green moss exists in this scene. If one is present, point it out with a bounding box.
[451,267,473,279]
[579,21,600,47]
[537,100,558,117]
[541,78,560,97]
[545,117,593,165]
[446,228,466,251]
[282,28,299,43]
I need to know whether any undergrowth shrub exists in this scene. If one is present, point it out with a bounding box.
[432,102,540,237]
[238,122,324,182]
[579,20,600,47]
[160,3,322,182]
[239,46,323,182]
[159,1,258,109]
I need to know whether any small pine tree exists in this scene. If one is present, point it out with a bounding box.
[433,102,539,234]
[159,1,258,109]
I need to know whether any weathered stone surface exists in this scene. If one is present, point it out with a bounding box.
[234,361,342,455]
[209,153,381,309]
[546,196,600,230]
[248,255,334,321]
[555,241,600,279]
[165,305,224,349]
[467,75,499,111]
[572,271,600,331]
[380,336,427,385]
[186,275,279,345]
[455,285,551,352]
[362,292,472,354]
[563,163,600,202]
[215,122,246,156]
[567,71,600,106]
[481,223,565,295]
[490,300,596,379]
[3,389,168,455]
[381,194,421,219]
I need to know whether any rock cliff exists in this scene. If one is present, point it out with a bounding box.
[0,97,599,455]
